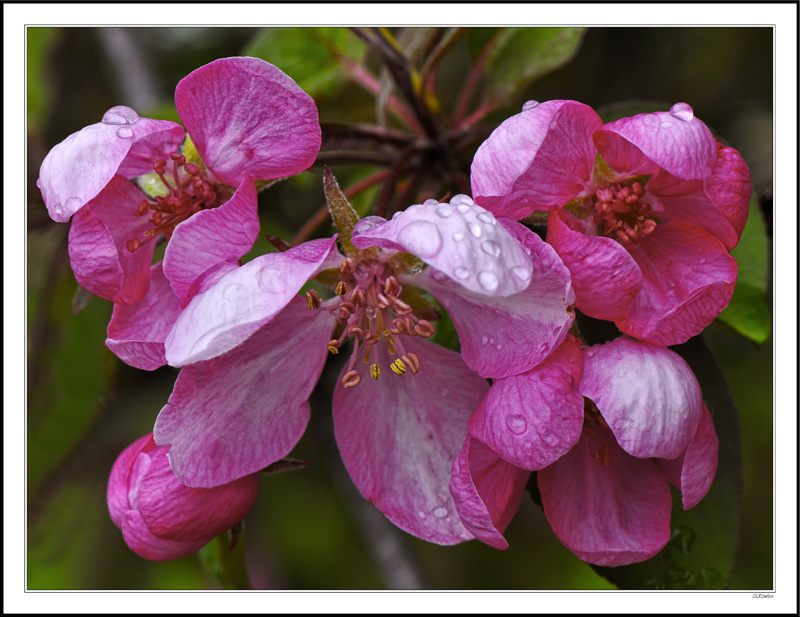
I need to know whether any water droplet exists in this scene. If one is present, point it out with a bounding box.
[431,270,448,282]
[661,120,673,130]
[433,507,448,518]
[468,222,483,238]
[477,211,496,225]
[391,211,403,220]
[452,231,465,242]
[52,202,63,215]
[522,100,539,111]
[64,197,82,212]
[506,414,528,435]
[223,283,246,300]
[258,269,287,293]
[496,343,503,350]
[422,198,439,206]
[454,266,470,279]
[456,203,471,214]
[700,258,707,264]
[435,206,454,218]
[398,220,443,258]
[512,266,531,282]
[481,240,501,257]
[36,178,41,188]
[481,334,489,345]
[450,194,473,207]
[365,306,378,320]
[116,126,134,139]
[102,106,139,125]
[669,102,694,122]
[478,271,499,291]
[489,337,495,345]
[417,511,427,519]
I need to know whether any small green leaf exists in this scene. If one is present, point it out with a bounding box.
[323,166,361,256]
[197,526,251,590]
[716,282,771,344]
[730,194,768,292]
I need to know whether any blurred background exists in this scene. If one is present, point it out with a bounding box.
[26,26,773,590]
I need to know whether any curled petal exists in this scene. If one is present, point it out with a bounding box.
[580,338,703,460]
[449,435,530,550]
[176,57,321,186]
[703,145,751,244]
[352,196,532,297]
[469,337,584,470]
[332,337,489,545]
[107,433,153,529]
[121,510,208,562]
[165,236,341,366]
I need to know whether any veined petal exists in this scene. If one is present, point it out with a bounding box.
[106,262,183,371]
[107,433,153,529]
[175,57,321,186]
[618,221,737,346]
[165,236,340,366]
[538,424,672,566]
[580,338,703,460]
[469,337,584,470]
[471,100,601,218]
[155,297,333,488]
[593,129,661,178]
[163,176,260,306]
[546,209,642,321]
[121,510,208,562]
[38,108,183,222]
[352,196,532,297]
[449,435,529,550]
[703,145,751,244]
[598,104,717,181]
[332,337,489,545]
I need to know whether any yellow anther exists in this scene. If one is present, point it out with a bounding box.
[328,345,339,355]
[335,281,348,296]
[370,363,381,379]
[390,358,407,375]
[306,289,321,310]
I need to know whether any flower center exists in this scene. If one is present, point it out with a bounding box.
[125,152,223,252]
[593,181,657,245]
[306,257,436,389]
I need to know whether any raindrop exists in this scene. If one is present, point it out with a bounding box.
[365,306,378,320]
[454,266,470,279]
[477,211,496,225]
[36,178,41,188]
[222,283,245,300]
[52,203,63,215]
[478,271,499,291]
[431,270,448,282]
[456,203,471,214]
[258,269,288,294]
[669,102,694,122]
[512,266,531,281]
[452,231,465,242]
[506,414,528,435]
[64,197,82,212]
[391,211,403,220]
[422,198,439,206]
[417,511,427,519]
[481,240,501,257]
[436,206,454,218]
[489,337,495,345]
[481,334,489,345]
[450,194,473,207]
[468,222,483,238]
[522,100,539,112]
[116,126,134,139]
[102,106,139,125]
[398,221,443,258]
[661,121,673,130]
[433,507,448,518]
[496,343,503,350]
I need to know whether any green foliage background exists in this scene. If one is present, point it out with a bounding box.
[26,26,773,590]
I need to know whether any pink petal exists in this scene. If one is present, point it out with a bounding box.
[449,435,529,549]
[703,145,751,243]
[352,196,532,297]
[121,510,208,561]
[599,104,717,181]
[657,403,719,510]
[107,433,153,529]
[469,336,584,470]
[546,208,642,321]
[332,337,489,545]
[137,444,259,542]
[106,262,183,370]
[163,176,260,306]
[538,425,673,566]
[593,129,661,177]
[165,236,341,366]
[155,298,333,488]
[580,338,703,460]
[471,100,601,218]
[415,223,574,379]
[175,57,321,186]
[618,221,737,346]
[38,106,183,222]
[68,176,157,305]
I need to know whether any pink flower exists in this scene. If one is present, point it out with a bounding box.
[450,337,718,565]
[37,57,321,305]
[153,195,575,544]
[471,100,751,345]
[107,433,259,561]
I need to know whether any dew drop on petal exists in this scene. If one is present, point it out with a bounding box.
[468,222,483,238]
[116,126,134,139]
[506,414,528,435]
[52,203,63,215]
[456,203,471,214]
[417,511,427,519]
[478,271,499,291]
[431,269,448,282]
[450,194,473,207]
[65,196,82,212]
[669,102,694,122]
[391,211,403,220]
[481,334,489,345]
[433,507,448,518]
[36,178,41,188]
[436,206,454,218]
[454,266,470,279]
[481,240,501,257]
[477,211,496,225]
[422,198,439,206]
[102,106,139,125]
[522,100,539,112]
[452,231,465,242]
[257,269,288,294]
[512,266,531,282]
[222,283,246,300]
[398,220,443,258]
[661,120,673,130]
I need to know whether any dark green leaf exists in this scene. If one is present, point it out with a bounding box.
[592,335,742,589]
[730,194,768,292]
[197,526,251,590]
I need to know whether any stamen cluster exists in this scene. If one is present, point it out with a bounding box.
[593,181,656,244]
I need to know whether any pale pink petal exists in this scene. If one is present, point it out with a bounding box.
[106,262,183,370]
[471,100,601,218]
[332,337,489,545]
[155,298,333,488]
[175,57,321,186]
[703,145,751,243]
[449,435,529,549]
[352,196,532,297]
[37,107,183,222]
[546,208,642,321]
[469,337,584,470]
[618,221,737,345]
[657,403,719,510]
[121,510,208,561]
[107,433,153,529]
[580,338,703,460]
[538,425,673,566]
[599,104,717,180]
[165,237,341,366]
[415,224,574,379]
[163,176,260,305]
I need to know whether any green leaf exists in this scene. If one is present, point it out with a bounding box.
[716,282,771,344]
[27,27,60,131]
[243,27,365,100]
[323,166,361,256]
[593,336,742,589]
[730,194,768,291]
[479,27,587,102]
[197,526,251,590]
